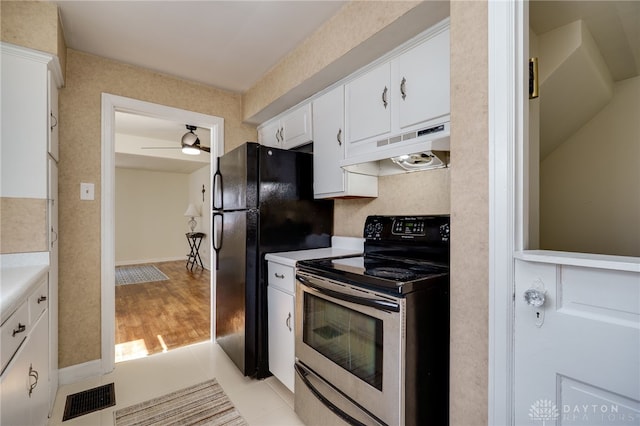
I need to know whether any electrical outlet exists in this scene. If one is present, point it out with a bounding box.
[80,182,94,200]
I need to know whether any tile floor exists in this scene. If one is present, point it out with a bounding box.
[49,341,304,425]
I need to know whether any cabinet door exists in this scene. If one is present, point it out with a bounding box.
[312,86,345,196]
[345,62,391,145]
[1,49,49,199]
[258,120,282,148]
[48,70,59,161]
[47,159,58,412]
[267,286,295,392]
[281,103,313,150]
[27,315,49,426]
[396,28,450,130]
[0,314,49,426]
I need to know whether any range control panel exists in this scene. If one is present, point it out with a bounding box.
[363,215,450,242]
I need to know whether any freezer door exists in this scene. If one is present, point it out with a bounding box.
[214,210,259,376]
[218,142,259,211]
[258,147,333,251]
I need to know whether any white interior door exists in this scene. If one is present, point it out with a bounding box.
[514,257,640,425]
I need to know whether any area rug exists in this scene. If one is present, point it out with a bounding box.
[114,379,247,426]
[115,265,169,285]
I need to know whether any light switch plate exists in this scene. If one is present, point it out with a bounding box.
[80,182,94,200]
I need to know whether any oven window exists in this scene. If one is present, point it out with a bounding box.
[303,293,383,390]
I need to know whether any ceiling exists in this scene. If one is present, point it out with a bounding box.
[530,1,640,82]
[54,1,347,174]
[57,1,637,174]
[115,112,211,174]
[53,0,346,93]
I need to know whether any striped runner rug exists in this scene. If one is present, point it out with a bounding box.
[114,379,247,426]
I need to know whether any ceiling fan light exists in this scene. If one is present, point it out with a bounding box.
[182,146,200,155]
[181,131,199,146]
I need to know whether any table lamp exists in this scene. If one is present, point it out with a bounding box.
[184,203,200,232]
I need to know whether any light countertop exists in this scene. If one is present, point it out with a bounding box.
[265,236,364,267]
[1,254,49,325]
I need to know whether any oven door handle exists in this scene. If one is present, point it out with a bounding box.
[297,275,400,313]
[295,362,383,426]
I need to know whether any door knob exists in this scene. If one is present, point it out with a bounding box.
[524,288,545,307]
[524,281,546,328]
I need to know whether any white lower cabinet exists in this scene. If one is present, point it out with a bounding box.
[1,312,50,426]
[267,262,296,392]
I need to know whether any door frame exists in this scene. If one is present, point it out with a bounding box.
[488,1,528,424]
[100,94,224,374]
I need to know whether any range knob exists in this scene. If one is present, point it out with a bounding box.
[374,223,383,234]
[439,223,450,241]
[364,223,375,238]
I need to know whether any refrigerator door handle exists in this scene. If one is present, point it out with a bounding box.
[212,212,223,270]
[213,157,223,211]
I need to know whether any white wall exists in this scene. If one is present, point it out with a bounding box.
[540,76,640,257]
[115,168,190,264]
[188,164,211,270]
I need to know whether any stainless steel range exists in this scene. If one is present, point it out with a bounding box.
[294,215,450,426]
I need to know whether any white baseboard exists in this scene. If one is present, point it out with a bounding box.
[58,359,102,386]
[115,256,184,266]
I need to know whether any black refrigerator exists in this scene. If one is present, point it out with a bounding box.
[212,142,333,378]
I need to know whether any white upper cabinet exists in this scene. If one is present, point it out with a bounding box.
[257,19,450,189]
[48,69,59,161]
[313,86,377,199]
[258,120,282,148]
[1,44,62,198]
[258,103,313,150]
[313,86,346,195]
[345,62,392,146]
[344,24,450,160]
[281,103,313,149]
[395,27,450,130]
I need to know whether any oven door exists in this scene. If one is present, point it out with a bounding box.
[295,271,404,426]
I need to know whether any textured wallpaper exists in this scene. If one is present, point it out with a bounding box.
[0,0,66,81]
[0,198,48,253]
[333,169,451,237]
[449,2,490,425]
[57,49,256,367]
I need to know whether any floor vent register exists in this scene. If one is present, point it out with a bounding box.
[62,383,116,421]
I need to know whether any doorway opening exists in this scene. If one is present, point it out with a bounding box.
[113,112,212,362]
[101,94,224,374]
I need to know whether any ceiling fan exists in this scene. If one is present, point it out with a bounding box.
[141,125,210,155]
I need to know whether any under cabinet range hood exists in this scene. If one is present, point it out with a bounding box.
[340,122,450,176]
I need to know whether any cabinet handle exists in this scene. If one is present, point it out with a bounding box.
[50,112,58,131]
[336,129,342,146]
[274,273,285,279]
[12,323,26,337]
[382,86,388,108]
[275,128,281,143]
[28,364,39,397]
[51,227,58,247]
[286,312,292,332]
[400,77,407,100]
[280,128,284,142]
[37,295,47,304]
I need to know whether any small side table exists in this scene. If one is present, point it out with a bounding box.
[186,232,205,270]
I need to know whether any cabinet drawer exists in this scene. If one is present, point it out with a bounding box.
[28,279,48,324]
[267,262,295,293]
[1,302,29,374]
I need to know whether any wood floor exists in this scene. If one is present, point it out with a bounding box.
[115,260,210,362]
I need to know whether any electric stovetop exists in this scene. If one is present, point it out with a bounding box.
[297,215,450,295]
